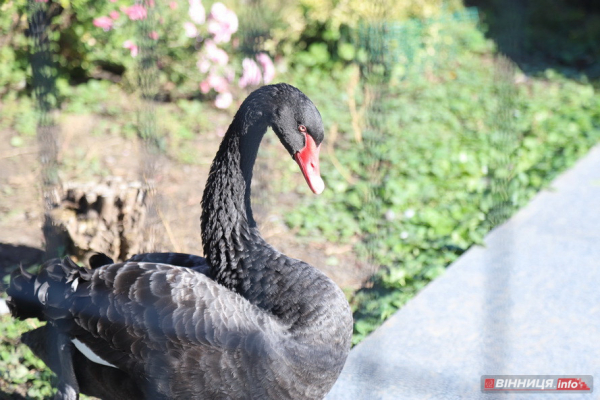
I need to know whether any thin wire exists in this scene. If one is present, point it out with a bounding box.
[136,0,163,254]
[238,0,271,229]
[355,0,391,277]
[482,0,527,377]
[28,0,64,260]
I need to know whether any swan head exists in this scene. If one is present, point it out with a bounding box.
[267,84,325,194]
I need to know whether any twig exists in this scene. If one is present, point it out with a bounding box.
[347,65,363,143]
[0,148,38,160]
[325,123,355,185]
[157,208,181,253]
[59,122,76,157]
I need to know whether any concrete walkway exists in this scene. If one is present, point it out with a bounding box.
[327,145,600,400]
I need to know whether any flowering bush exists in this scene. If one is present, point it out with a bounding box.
[0,0,276,108]
[88,0,276,107]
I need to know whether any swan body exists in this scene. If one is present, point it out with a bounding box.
[7,84,353,399]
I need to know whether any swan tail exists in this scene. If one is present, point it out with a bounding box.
[6,257,92,323]
[6,263,41,320]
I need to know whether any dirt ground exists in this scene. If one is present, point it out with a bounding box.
[0,111,372,294]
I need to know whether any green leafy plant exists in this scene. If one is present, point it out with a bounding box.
[283,16,600,344]
[0,316,55,398]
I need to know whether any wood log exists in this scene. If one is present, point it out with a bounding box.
[46,178,156,263]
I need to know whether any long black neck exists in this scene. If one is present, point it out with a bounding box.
[200,90,271,289]
[200,86,353,359]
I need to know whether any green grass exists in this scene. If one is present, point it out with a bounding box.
[0,316,54,399]
[0,315,98,399]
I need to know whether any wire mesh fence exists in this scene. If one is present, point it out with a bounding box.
[28,0,64,261]
[5,0,599,397]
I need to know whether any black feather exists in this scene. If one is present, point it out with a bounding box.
[89,253,114,269]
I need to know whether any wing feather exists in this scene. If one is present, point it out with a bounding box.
[64,261,289,397]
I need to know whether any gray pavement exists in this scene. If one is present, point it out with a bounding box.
[327,145,600,400]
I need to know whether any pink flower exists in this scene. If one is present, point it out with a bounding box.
[207,74,229,93]
[149,31,159,40]
[204,41,228,65]
[207,3,238,43]
[189,0,205,25]
[207,20,233,43]
[123,40,138,57]
[110,0,117,2]
[214,92,233,109]
[209,2,228,22]
[256,53,275,84]
[93,16,114,31]
[183,22,198,38]
[124,5,147,20]
[238,58,262,88]
[225,66,235,83]
[169,1,178,10]
[197,57,210,73]
[109,11,120,20]
[35,0,48,2]
[199,80,211,94]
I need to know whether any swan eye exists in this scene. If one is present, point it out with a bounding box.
[298,125,307,133]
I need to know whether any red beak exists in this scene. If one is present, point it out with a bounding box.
[294,134,325,194]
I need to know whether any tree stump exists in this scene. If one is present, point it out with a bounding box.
[46,178,156,263]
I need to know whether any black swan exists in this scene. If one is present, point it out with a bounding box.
[7,83,353,399]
